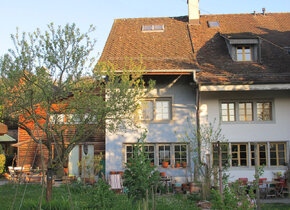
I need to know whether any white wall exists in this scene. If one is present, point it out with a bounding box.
[200,90,290,181]
[105,75,196,183]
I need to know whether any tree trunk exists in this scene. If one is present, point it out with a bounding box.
[46,143,53,202]
[218,141,223,201]
[254,143,260,210]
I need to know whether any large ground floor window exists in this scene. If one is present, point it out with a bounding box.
[124,143,188,168]
[211,141,287,167]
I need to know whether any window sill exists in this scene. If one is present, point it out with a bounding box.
[229,166,287,170]
[141,120,174,124]
[221,120,275,125]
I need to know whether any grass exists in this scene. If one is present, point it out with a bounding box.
[0,183,290,209]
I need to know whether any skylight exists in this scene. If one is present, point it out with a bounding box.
[207,21,220,28]
[142,25,164,32]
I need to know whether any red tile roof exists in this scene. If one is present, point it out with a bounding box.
[99,13,290,85]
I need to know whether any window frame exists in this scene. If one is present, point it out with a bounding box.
[270,142,287,166]
[123,143,188,168]
[250,143,268,166]
[221,102,236,122]
[174,144,188,167]
[256,102,272,121]
[220,100,273,123]
[140,97,172,122]
[236,46,252,61]
[212,143,229,167]
[231,143,248,167]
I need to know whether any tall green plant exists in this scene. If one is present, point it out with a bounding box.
[0,145,5,174]
[178,118,228,199]
[123,133,160,209]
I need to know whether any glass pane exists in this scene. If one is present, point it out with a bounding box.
[237,54,243,61]
[279,152,285,159]
[270,152,276,158]
[229,116,235,121]
[241,159,247,166]
[244,47,251,53]
[240,145,246,151]
[232,145,238,152]
[221,103,228,109]
[232,160,238,166]
[222,116,228,122]
[259,145,266,151]
[229,103,234,109]
[260,159,266,165]
[270,159,277,166]
[232,153,238,159]
[127,146,132,152]
[278,144,284,150]
[240,152,247,158]
[260,152,266,158]
[244,54,251,61]
[251,160,255,166]
[270,144,276,151]
[279,159,285,166]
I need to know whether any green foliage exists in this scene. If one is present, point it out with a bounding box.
[211,182,255,210]
[0,23,153,172]
[0,153,5,174]
[89,179,116,209]
[123,132,160,204]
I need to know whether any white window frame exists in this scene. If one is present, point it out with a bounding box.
[123,143,188,168]
[140,97,172,122]
[220,100,273,123]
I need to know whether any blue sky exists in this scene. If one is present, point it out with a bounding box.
[0,0,289,59]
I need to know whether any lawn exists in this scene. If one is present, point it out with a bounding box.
[0,183,290,209]
[0,183,197,210]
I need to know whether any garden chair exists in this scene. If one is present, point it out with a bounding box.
[108,174,123,193]
[258,178,267,198]
[8,166,16,182]
[238,178,248,186]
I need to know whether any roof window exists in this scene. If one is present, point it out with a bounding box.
[142,24,164,32]
[207,21,220,28]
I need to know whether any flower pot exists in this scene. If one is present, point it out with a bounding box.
[117,171,124,176]
[162,162,169,168]
[63,168,68,175]
[110,171,117,174]
[160,172,166,177]
[150,162,154,167]
[175,163,181,168]
[182,162,187,168]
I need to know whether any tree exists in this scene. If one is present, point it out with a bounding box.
[123,133,160,210]
[178,118,228,200]
[0,23,153,202]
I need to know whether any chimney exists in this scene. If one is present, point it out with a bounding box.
[188,0,200,25]
[262,8,266,15]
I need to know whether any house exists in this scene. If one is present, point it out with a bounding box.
[99,0,290,182]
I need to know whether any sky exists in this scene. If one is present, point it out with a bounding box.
[0,0,289,60]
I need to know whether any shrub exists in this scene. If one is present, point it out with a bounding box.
[123,133,160,207]
[0,145,6,174]
[89,179,116,209]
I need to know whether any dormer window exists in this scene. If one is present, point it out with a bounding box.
[236,46,252,61]
[221,33,261,63]
[142,24,164,32]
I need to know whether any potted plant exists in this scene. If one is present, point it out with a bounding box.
[175,161,181,168]
[182,161,187,168]
[162,159,169,168]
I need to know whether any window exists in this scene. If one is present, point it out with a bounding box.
[144,145,155,164]
[257,102,272,121]
[49,114,65,124]
[174,145,187,166]
[125,145,134,163]
[124,143,188,167]
[239,102,253,121]
[236,46,252,61]
[141,98,172,121]
[250,143,267,166]
[141,101,154,120]
[220,100,273,123]
[231,144,248,166]
[158,145,171,165]
[270,143,286,166]
[142,24,164,32]
[221,102,235,122]
[212,143,229,166]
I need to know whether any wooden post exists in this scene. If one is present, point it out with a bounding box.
[254,143,260,210]
[217,141,223,201]
[46,168,53,202]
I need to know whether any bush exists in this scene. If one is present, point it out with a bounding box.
[123,133,160,206]
[0,153,6,174]
[89,179,116,209]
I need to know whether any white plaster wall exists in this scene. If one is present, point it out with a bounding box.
[105,76,196,183]
[200,90,290,181]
